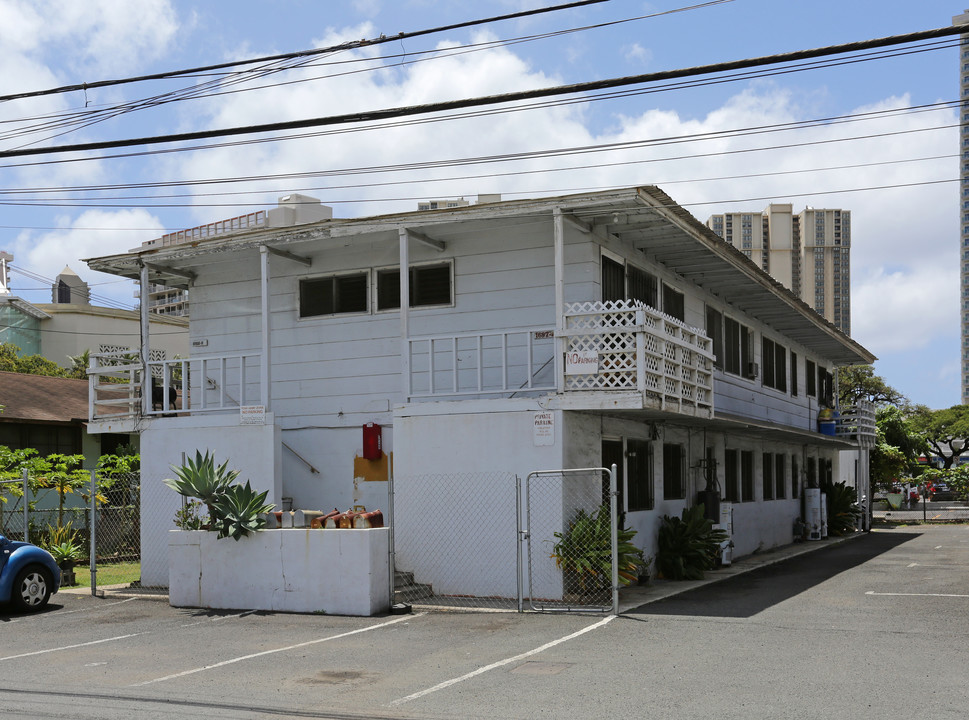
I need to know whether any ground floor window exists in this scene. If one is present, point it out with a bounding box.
[627,439,654,511]
[724,448,739,502]
[740,450,754,502]
[775,454,786,499]
[663,443,685,500]
[762,453,774,500]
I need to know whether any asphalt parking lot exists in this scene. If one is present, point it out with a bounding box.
[3,525,968,720]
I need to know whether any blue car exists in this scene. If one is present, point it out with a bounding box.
[0,534,61,612]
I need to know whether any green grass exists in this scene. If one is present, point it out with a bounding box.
[66,561,141,589]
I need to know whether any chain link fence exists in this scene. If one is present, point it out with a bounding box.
[523,468,616,613]
[391,471,520,611]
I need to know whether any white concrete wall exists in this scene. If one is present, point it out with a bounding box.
[393,401,568,599]
[169,528,390,615]
[140,413,281,586]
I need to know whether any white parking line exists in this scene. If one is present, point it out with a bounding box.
[389,615,616,707]
[866,591,969,598]
[3,597,137,624]
[0,633,147,662]
[131,613,420,687]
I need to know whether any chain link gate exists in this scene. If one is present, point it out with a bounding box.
[520,466,618,614]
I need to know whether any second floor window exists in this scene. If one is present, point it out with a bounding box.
[763,337,787,392]
[299,272,368,317]
[724,316,751,377]
[377,263,452,310]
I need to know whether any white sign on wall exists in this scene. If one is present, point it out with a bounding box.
[533,411,554,446]
[565,350,599,375]
[240,405,266,425]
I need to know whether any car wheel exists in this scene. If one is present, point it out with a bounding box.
[11,565,53,612]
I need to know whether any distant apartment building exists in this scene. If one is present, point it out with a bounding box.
[706,204,851,335]
[136,194,334,317]
[956,9,969,404]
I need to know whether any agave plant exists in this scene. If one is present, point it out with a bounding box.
[656,505,728,581]
[551,504,645,595]
[211,481,275,541]
[163,450,239,517]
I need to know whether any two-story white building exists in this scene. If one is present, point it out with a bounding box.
[85,186,875,595]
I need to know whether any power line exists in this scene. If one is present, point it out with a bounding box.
[0,23,963,162]
[0,1,736,148]
[0,0,618,105]
[0,102,954,209]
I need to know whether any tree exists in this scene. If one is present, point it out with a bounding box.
[908,404,969,469]
[869,406,927,490]
[0,342,73,378]
[837,365,905,408]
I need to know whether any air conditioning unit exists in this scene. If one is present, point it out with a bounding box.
[745,362,759,379]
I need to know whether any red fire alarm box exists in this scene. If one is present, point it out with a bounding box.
[363,422,382,460]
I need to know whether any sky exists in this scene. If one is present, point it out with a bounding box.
[0,0,963,408]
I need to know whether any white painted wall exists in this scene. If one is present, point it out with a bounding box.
[169,528,390,615]
[139,413,281,586]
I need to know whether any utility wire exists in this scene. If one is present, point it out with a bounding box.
[0,0,620,104]
[0,23,963,161]
[0,101,955,207]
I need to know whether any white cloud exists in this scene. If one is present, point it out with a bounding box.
[852,265,958,355]
[622,43,652,66]
[0,0,179,77]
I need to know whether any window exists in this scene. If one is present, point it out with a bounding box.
[377,263,452,310]
[628,265,658,308]
[806,359,817,396]
[740,450,754,502]
[627,439,654,511]
[706,306,724,369]
[662,284,685,322]
[724,317,751,376]
[762,337,787,392]
[817,367,833,405]
[790,351,798,396]
[299,272,368,317]
[806,457,817,488]
[791,456,799,498]
[762,453,774,500]
[724,448,739,502]
[601,255,624,302]
[775,454,786,499]
[663,443,685,500]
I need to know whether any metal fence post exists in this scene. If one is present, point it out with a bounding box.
[22,468,28,542]
[387,471,395,607]
[90,469,98,596]
[609,463,619,616]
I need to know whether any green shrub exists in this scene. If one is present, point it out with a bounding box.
[551,504,646,595]
[656,505,728,581]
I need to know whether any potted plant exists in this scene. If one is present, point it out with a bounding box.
[550,504,645,602]
[44,524,84,586]
[164,451,273,541]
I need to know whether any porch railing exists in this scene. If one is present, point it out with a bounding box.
[561,300,714,413]
[406,328,556,400]
[88,351,263,421]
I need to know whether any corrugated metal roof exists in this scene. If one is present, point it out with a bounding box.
[84,185,874,366]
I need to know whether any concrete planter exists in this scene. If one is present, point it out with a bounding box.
[168,528,390,616]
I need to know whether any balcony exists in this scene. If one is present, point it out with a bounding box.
[88,351,263,428]
[406,300,714,416]
[835,401,877,448]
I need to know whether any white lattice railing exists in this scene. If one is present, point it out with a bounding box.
[836,400,877,448]
[562,300,715,413]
